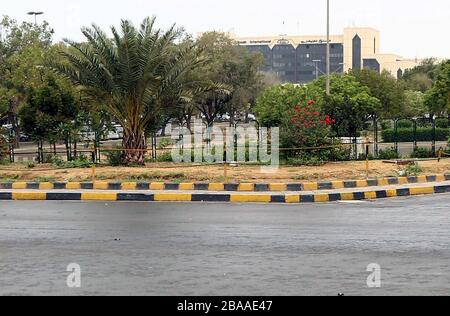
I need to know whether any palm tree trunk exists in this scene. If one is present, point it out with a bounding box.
[122,129,146,165]
[73,140,78,159]
[186,118,192,133]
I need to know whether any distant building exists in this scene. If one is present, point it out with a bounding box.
[224,27,420,84]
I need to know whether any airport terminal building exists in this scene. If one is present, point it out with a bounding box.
[230,27,419,84]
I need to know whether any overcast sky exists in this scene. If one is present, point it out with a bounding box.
[2,0,449,58]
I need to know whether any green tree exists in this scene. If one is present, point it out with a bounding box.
[152,35,229,133]
[19,77,78,152]
[352,69,406,119]
[0,16,56,146]
[402,72,434,93]
[0,16,52,55]
[255,84,318,127]
[53,17,209,165]
[402,58,440,92]
[309,74,381,137]
[0,87,13,121]
[425,60,450,116]
[255,84,332,157]
[403,90,427,118]
[195,32,264,127]
[225,50,265,124]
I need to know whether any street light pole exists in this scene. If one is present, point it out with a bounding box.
[27,11,44,25]
[326,0,331,95]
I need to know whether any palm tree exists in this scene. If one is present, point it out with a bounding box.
[53,17,208,165]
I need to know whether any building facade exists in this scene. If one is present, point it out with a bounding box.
[230,27,419,84]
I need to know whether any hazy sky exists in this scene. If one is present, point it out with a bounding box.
[2,0,449,58]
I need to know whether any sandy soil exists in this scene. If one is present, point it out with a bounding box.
[0,160,449,183]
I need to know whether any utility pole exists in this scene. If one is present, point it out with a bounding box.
[326,0,331,95]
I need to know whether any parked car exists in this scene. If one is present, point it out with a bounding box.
[2,125,31,142]
[108,124,123,140]
[79,124,124,141]
[19,134,30,142]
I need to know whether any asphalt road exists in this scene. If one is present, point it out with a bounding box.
[0,195,449,296]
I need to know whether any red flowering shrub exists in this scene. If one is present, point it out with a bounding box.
[254,84,350,162]
[282,100,333,150]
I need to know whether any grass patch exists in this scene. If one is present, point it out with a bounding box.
[161,172,186,182]
[125,172,161,182]
[0,174,21,181]
[398,163,424,177]
[34,176,56,182]
[51,155,92,169]
[67,176,91,182]
[293,175,310,181]
[119,171,187,182]
[0,178,16,183]
[214,176,226,183]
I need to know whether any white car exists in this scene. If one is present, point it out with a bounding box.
[79,124,124,141]
[108,125,123,140]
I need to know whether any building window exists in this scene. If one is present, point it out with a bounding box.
[352,34,362,70]
[363,58,380,73]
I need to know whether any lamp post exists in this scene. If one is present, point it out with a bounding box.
[27,11,44,24]
[326,0,330,95]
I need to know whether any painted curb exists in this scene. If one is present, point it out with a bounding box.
[1,174,449,192]
[1,185,449,203]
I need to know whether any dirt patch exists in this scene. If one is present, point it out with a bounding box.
[1,160,449,183]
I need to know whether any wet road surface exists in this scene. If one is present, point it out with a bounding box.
[0,195,449,296]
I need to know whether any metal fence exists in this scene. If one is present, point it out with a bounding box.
[373,117,450,155]
[2,117,450,164]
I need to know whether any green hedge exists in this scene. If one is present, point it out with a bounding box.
[397,120,413,129]
[378,147,400,160]
[382,128,450,142]
[436,119,449,129]
[410,147,435,158]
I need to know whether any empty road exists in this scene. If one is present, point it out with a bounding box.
[0,195,449,296]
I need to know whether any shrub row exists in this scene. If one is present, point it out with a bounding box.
[382,128,450,142]
[410,147,435,158]
[381,119,449,130]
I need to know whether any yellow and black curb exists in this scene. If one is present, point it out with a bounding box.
[1,174,449,192]
[1,184,449,203]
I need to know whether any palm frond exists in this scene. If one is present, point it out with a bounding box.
[52,17,221,148]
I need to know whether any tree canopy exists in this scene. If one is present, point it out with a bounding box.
[310,74,380,137]
[424,60,450,116]
[19,77,77,143]
[194,32,265,127]
[53,17,211,164]
[351,69,406,119]
[0,13,448,166]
